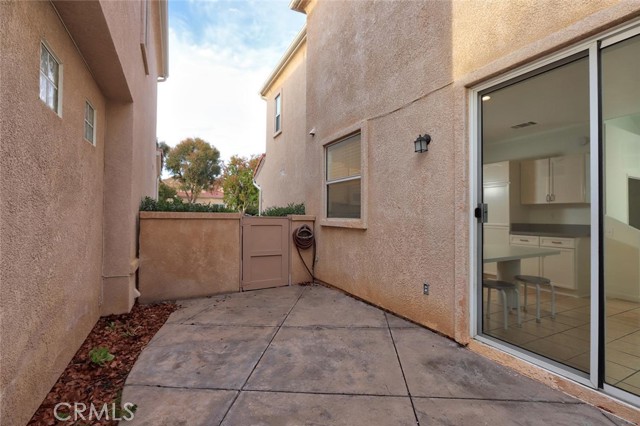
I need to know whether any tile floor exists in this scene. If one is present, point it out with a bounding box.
[123,284,632,425]
[483,287,640,396]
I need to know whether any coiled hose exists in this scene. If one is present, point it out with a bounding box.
[292,225,316,281]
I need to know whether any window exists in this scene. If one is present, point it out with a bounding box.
[326,133,361,219]
[39,43,60,113]
[274,93,281,133]
[84,102,95,145]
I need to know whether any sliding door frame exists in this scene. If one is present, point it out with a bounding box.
[468,19,640,402]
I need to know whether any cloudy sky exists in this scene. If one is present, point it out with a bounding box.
[157,0,306,162]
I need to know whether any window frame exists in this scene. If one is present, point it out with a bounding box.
[274,92,282,136]
[39,41,62,116]
[320,121,368,229]
[84,101,96,146]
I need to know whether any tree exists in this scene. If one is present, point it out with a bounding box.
[220,155,260,214]
[157,140,170,170]
[158,181,178,202]
[165,138,221,203]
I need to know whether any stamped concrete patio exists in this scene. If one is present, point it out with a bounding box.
[122,284,628,425]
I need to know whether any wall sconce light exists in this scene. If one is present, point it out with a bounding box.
[414,134,431,153]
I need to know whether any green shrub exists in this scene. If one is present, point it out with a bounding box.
[140,196,233,213]
[262,203,305,217]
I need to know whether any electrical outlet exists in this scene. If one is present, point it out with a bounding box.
[423,283,430,295]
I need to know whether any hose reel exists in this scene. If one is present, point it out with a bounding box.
[292,224,316,281]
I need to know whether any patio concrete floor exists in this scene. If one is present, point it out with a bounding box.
[122,284,629,425]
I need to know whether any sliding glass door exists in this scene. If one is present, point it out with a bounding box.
[602,33,640,397]
[479,55,592,373]
[474,24,640,403]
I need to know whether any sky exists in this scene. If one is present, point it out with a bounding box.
[157,0,306,162]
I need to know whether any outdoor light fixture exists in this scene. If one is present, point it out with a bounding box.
[414,134,431,153]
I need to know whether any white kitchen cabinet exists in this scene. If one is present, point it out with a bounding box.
[520,158,549,204]
[509,234,590,295]
[550,155,587,204]
[520,154,587,204]
[510,235,541,277]
[483,161,510,184]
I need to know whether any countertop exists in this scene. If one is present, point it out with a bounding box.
[483,245,561,263]
[510,223,590,238]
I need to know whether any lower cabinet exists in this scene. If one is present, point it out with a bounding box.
[510,235,540,277]
[510,234,590,295]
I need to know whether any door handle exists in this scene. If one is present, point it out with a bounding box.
[475,203,488,223]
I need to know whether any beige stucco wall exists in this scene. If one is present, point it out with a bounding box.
[99,0,165,315]
[138,212,242,303]
[295,0,640,344]
[0,1,166,424]
[0,3,106,425]
[257,40,308,210]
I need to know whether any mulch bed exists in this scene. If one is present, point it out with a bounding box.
[28,302,178,425]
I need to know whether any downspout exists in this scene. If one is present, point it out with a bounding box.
[253,180,262,216]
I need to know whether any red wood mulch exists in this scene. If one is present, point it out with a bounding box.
[28,302,178,425]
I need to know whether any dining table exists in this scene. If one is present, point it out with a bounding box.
[483,244,561,307]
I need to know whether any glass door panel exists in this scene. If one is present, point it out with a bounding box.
[602,34,640,397]
[481,56,592,373]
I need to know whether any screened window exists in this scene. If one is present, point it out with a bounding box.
[84,102,95,145]
[274,94,281,133]
[39,43,59,113]
[326,133,361,218]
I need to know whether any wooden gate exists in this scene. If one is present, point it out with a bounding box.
[241,217,290,291]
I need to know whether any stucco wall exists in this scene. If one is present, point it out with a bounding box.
[99,0,164,315]
[0,2,106,425]
[297,0,640,343]
[138,212,242,303]
[0,1,166,424]
[257,41,308,210]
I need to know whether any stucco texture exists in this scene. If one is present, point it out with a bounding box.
[0,1,166,424]
[290,0,640,344]
[0,3,106,425]
[257,40,308,210]
[138,213,242,303]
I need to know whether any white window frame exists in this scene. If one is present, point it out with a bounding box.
[39,41,63,116]
[84,101,96,146]
[274,92,282,136]
[320,120,368,229]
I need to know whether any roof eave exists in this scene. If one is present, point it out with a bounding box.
[259,26,306,98]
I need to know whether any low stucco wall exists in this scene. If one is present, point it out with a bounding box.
[139,212,242,303]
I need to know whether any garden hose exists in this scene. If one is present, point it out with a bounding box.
[292,225,316,281]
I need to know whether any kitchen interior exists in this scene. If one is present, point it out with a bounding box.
[481,36,640,397]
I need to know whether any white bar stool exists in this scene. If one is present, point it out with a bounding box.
[483,279,522,330]
[515,275,556,323]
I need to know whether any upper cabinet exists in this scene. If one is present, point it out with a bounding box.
[483,161,510,184]
[520,154,588,204]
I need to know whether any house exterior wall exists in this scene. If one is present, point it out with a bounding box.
[257,38,307,210]
[295,0,640,343]
[0,1,166,424]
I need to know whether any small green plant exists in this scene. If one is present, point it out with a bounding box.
[106,321,117,331]
[89,346,115,366]
[262,203,305,217]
